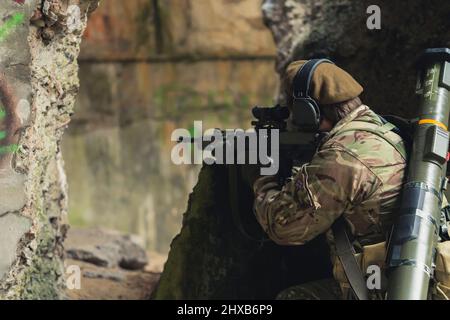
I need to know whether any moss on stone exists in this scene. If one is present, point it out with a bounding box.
[3,217,64,300]
[153,165,332,299]
[18,250,63,299]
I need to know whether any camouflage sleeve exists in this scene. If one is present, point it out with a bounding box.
[253,146,380,245]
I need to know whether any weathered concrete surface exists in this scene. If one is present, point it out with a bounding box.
[0,214,31,280]
[0,0,99,299]
[0,0,38,288]
[64,1,279,254]
[80,0,276,61]
[262,0,450,118]
[0,3,35,260]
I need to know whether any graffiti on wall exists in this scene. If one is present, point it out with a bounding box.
[0,3,30,166]
[0,0,36,215]
[0,74,20,158]
[0,0,37,281]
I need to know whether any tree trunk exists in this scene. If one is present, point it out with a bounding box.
[0,0,98,299]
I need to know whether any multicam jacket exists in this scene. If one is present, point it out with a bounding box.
[253,105,407,248]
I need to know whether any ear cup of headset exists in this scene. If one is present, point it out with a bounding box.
[291,98,321,131]
[290,58,334,132]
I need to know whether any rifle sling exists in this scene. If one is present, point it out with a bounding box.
[332,217,369,300]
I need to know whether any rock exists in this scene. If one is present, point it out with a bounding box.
[0,214,31,280]
[118,235,148,270]
[83,270,126,282]
[262,0,450,118]
[153,165,332,299]
[65,228,148,270]
[64,259,160,300]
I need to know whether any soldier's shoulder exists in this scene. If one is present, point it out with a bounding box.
[318,105,408,168]
[321,121,406,168]
[324,109,384,148]
[322,129,380,154]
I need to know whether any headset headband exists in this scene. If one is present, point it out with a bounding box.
[292,59,335,100]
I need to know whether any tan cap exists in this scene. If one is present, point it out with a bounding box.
[284,60,363,105]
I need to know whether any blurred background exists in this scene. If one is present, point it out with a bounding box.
[62,0,278,255]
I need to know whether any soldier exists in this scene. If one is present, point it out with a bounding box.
[253,60,408,300]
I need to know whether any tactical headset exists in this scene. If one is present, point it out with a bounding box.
[291,58,335,131]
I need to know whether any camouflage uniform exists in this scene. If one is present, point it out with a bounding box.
[253,104,407,299]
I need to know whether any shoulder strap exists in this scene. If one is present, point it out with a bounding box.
[337,121,407,161]
[332,217,369,300]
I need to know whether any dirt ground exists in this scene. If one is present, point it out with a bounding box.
[65,251,166,300]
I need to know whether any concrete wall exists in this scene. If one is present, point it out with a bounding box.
[62,0,279,253]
